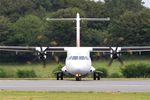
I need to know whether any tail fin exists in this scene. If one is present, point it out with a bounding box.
[76,13,80,47]
[46,13,110,47]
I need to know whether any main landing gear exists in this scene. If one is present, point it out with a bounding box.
[93,71,102,80]
[56,71,63,80]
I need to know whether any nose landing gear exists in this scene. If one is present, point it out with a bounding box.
[75,74,81,81]
[56,71,63,80]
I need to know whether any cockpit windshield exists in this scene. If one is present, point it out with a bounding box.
[68,56,89,60]
[72,56,78,60]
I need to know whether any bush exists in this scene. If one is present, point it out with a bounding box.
[0,68,6,78]
[109,72,123,78]
[96,68,108,78]
[17,70,37,78]
[52,64,63,77]
[52,63,63,74]
[122,63,150,78]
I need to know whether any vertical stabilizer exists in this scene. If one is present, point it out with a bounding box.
[76,13,80,47]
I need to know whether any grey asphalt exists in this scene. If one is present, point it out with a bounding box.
[0,80,150,92]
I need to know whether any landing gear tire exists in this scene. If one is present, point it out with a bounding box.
[57,72,63,80]
[93,72,101,80]
[76,76,81,81]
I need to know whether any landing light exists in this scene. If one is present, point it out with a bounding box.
[76,74,81,77]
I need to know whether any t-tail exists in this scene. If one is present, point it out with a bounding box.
[46,13,110,47]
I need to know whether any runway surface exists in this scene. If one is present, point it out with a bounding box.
[0,80,150,92]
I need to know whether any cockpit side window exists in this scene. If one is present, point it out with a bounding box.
[68,56,72,60]
[85,56,89,60]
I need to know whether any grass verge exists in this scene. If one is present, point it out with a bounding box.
[0,91,150,100]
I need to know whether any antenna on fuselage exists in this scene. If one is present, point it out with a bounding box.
[46,13,110,47]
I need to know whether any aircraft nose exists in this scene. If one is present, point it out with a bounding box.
[70,61,90,75]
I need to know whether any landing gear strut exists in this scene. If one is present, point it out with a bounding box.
[75,74,81,81]
[76,76,81,81]
[56,72,63,80]
[93,71,101,80]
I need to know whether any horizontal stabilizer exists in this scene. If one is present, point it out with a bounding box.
[46,18,75,21]
[46,18,110,21]
[81,18,110,21]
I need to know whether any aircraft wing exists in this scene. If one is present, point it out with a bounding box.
[1,46,150,53]
[0,46,66,53]
[120,47,150,52]
[0,46,36,52]
[92,47,111,52]
[92,46,150,53]
[45,47,65,52]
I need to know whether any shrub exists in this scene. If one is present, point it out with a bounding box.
[109,72,123,78]
[51,63,64,77]
[122,63,150,78]
[17,70,37,78]
[52,64,63,74]
[96,68,108,78]
[0,68,6,78]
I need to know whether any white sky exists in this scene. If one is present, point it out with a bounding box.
[143,0,150,8]
[95,0,150,8]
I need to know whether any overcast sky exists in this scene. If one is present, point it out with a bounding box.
[95,0,150,8]
[143,0,150,8]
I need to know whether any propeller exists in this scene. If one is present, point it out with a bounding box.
[33,47,48,68]
[108,47,124,66]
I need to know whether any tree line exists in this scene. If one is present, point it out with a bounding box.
[0,0,150,62]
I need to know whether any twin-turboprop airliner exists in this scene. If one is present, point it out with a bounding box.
[0,13,150,81]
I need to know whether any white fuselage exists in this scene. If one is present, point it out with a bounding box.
[62,47,95,76]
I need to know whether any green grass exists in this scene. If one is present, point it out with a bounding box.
[0,63,59,78]
[0,57,150,78]
[0,91,150,100]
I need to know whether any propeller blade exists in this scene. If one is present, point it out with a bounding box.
[115,47,118,51]
[44,46,49,52]
[42,58,46,68]
[108,58,114,66]
[118,57,124,66]
[54,55,59,64]
[110,47,114,51]
[52,52,59,64]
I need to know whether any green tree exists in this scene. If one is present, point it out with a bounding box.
[0,16,12,45]
[0,0,47,22]
[81,29,110,46]
[108,9,150,46]
[11,15,48,46]
[104,0,143,18]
